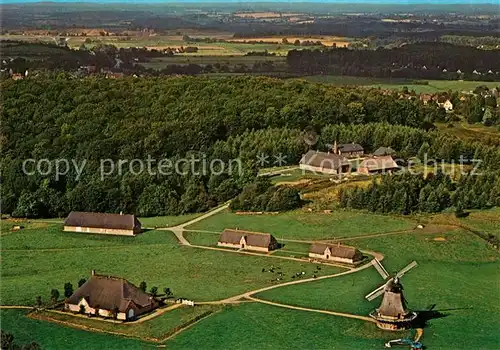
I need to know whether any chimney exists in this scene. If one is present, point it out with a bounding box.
[91,269,95,276]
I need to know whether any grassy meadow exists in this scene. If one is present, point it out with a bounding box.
[0,309,153,349]
[165,302,398,349]
[256,228,500,349]
[31,305,218,341]
[186,209,415,240]
[0,222,342,306]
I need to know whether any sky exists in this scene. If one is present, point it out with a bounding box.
[1,0,498,4]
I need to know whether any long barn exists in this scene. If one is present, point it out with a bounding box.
[63,211,142,236]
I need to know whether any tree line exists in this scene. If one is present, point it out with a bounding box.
[286,43,500,80]
[339,170,500,214]
[2,76,499,218]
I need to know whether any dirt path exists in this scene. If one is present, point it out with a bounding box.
[246,295,376,323]
[199,252,382,305]
[188,243,353,269]
[160,202,230,245]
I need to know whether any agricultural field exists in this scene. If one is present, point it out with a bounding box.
[0,33,321,57]
[436,122,500,145]
[30,304,218,342]
[0,221,342,306]
[165,302,396,349]
[303,75,500,93]
[1,207,498,348]
[186,209,416,240]
[229,35,351,47]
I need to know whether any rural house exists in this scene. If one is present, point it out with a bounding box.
[299,150,351,175]
[65,271,159,321]
[63,211,142,236]
[218,229,279,252]
[335,143,364,157]
[437,99,453,111]
[357,156,399,175]
[309,243,364,265]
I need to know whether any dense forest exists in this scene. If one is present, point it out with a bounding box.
[2,76,499,218]
[287,43,500,80]
[339,171,500,215]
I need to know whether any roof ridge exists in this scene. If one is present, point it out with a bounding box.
[224,228,270,236]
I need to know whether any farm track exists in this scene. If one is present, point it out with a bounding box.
[245,295,376,323]
[2,204,439,343]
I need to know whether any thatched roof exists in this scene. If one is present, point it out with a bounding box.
[359,156,399,172]
[219,229,276,248]
[300,150,349,170]
[66,274,153,312]
[64,211,141,230]
[310,243,363,260]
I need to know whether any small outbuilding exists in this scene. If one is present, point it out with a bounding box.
[309,243,364,265]
[218,229,279,252]
[336,143,364,157]
[65,271,159,321]
[357,156,399,175]
[63,211,142,236]
[299,150,351,175]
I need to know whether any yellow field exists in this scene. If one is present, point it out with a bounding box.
[234,12,302,19]
[230,36,350,47]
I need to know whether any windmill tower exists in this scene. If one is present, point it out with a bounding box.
[365,259,418,330]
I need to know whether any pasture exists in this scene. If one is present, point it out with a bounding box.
[0,222,341,306]
[0,309,152,349]
[256,228,500,349]
[165,302,395,349]
[186,209,416,240]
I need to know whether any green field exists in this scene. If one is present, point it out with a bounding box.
[165,302,402,349]
[256,228,500,349]
[0,223,342,306]
[436,122,500,145]
[0,309,152,349]
[32,304,218,341]
[186,209,415,240]
[303,76,500,93]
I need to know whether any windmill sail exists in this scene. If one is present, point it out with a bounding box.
[372,258,390,279]
[396,261,418,279]
[365,282,387,301]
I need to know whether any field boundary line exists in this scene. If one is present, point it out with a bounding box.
[246,295,376,323]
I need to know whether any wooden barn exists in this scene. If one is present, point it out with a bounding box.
[357,156,399,175]
[336,143,364,157]
[218,229,279,253]
[65,271,158,321]
[299,150,351,175]
[309,243,364,265]
[63,211,142,236]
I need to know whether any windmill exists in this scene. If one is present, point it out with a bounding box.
[365,259,418,330]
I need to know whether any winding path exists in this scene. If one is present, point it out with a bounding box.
[161,202,230,245]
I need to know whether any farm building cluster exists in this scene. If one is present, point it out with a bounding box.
[299,141,400,176]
